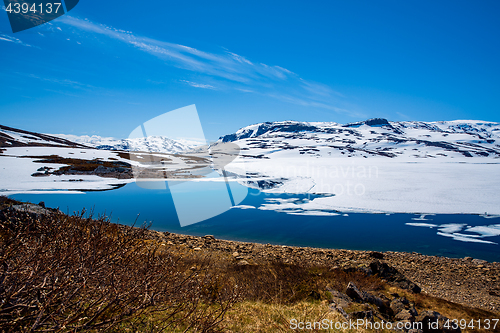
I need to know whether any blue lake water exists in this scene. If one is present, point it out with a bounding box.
[11,182,500,262]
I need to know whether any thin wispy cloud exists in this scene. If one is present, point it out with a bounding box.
[0,33,34,47]
[54,16,360,116]
[181,80,216,90]
[15,72,96,92]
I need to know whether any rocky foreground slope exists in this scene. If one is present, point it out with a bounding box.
[4,200,500,333]
[142,228,500,314]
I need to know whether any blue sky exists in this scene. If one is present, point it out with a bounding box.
[1,0,499,141]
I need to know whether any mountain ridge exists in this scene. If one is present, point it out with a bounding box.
[0,124,90,149]
[218,118,500,159]
[51,134,199,154]
[2,118,500,159]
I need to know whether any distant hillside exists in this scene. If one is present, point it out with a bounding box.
[52,134,201,154]
[0,124,201,154]
[0,124,89,149]
[219,118,500,160]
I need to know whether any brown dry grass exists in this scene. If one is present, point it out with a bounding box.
[221,301,385,333]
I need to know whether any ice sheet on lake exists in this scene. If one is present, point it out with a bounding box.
[406,223,437,228]
[437,224,466,234]
[231,205,256,210]
[407,222,500,245]
[257,197,341,216]
[411,214,435,221]
[437,232,497,245]
[466,225,500,237]
[226,156,500,216]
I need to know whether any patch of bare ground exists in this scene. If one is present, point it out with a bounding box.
[23,155,133,179]
[23,152,209,180]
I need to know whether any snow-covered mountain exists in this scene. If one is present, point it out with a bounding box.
[8,118,498,158]
[0,124,89,149]
[3,118,500,159]
[218,118,500,160]
[0,124,201,154]
[51,134,201,154]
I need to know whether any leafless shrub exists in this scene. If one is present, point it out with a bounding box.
[0,208,238,332]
